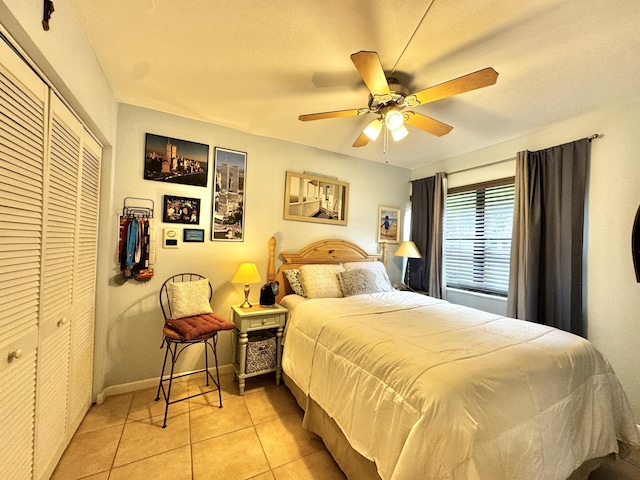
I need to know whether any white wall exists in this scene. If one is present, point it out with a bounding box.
[102,104,411,389]
[413,99,640,421]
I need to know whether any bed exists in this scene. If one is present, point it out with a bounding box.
[268,238,639,480]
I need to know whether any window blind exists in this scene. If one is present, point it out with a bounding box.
[444,181,514,297]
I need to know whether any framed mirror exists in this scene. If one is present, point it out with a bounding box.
[283,171,349,226]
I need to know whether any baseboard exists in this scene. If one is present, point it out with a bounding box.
[95,364,235,405]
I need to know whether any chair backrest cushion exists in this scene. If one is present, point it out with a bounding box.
[169,278,213,319]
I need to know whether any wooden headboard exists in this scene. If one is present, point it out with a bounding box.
[267,237,384,304]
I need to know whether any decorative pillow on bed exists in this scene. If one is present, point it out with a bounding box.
[169,279,213,319]
[337,268,379,296]
[283,269,306,296]
[298,264,346,298]
[343,261,393,292]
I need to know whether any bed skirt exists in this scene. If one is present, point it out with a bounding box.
[282,373,614,480]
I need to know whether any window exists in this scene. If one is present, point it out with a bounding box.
[444,178,515,297]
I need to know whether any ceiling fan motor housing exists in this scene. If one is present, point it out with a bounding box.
[367,78,409,115]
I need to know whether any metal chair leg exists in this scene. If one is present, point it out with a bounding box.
[155,340,171,401]
[161,342,178,428]
[212,335,223,408]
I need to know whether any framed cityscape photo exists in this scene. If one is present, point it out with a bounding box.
[211,147,246,241]
[144,133,209,187]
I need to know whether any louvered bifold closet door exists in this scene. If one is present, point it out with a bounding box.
[67,132,101,434]
[34,93,83,480]
[0,39,48,480]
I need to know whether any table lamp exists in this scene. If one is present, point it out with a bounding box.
[232,263,262,308]
[394,241,422,288]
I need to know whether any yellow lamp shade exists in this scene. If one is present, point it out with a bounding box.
[232,263,262,284]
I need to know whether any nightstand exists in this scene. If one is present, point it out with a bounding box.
[231,304,288,395]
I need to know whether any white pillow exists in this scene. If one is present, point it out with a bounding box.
[299,264,345,298]
[343,261,393,292]
[169,278,213,318]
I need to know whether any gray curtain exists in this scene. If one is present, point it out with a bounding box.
[507,138,590,335]
[410,172,447,297]
[507,151,530,319]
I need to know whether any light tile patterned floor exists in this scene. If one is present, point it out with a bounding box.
[53,371,640,479]
[52,372,345,480]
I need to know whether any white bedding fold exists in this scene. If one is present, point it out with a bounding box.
[282,291,639,480]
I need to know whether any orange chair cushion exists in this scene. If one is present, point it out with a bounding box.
[164,313,234,340]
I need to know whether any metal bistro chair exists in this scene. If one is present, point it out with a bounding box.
[155,273,234,428]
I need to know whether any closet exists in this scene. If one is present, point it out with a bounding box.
[0,36,101,480]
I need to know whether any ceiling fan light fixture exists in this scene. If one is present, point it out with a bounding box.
[391,124,409,142]
[384,109,405,131]
[363,118,383,141]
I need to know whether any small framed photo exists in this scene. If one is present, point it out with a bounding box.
[378,206,400,243]
[183,228,205,242]
[163,195,201,224]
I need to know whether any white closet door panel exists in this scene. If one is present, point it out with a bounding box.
[75,134,101,302]
[0,157,42,195]
[0,329,38,480]
[41,95,81,325]
[68,131,101,435]
[34,321,70,480]
[0,40,46,348]
[67,303,94,433]
[0,39,47,104]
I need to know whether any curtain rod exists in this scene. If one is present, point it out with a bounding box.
[413,133,601,179]
[446,156,515,175]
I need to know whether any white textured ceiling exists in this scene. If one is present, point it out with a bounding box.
[68,0,640,170]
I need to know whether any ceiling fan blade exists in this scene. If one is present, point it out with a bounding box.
[350,51,391,97]
[409,67,498,105]
[298,108,367,121]
[404,111,453,137]
[352,131,370,148]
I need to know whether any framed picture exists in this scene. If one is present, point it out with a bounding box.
[378,206,400,243]
[283,171,349,226]
[144,133,209,187]
[212,147,246,241]
[162,195,201,224]
[183,228,205,242]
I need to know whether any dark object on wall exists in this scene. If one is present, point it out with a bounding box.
[633,205,640,282]
[43,0,54,31]
[260,281,279,306]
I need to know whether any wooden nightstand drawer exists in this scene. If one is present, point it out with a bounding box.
[248,313,283,328]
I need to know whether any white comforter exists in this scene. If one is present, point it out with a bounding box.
[281,291,639,480]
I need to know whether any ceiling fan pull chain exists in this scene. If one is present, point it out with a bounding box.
[384,126,389,164]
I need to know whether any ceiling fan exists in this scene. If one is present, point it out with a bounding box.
[298,51,498,148]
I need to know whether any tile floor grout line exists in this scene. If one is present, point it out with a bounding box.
[105,409,129,477]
